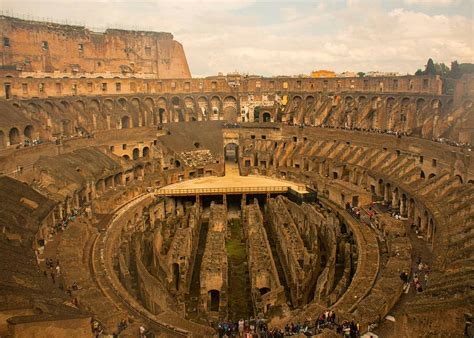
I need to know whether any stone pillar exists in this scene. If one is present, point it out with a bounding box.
[392,189,399,209]
[196,195,201,210]
[384,186,390,204]
[400,197,407,217]
[58,204,64,220]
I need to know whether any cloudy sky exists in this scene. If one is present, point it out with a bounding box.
[2,0,473,77]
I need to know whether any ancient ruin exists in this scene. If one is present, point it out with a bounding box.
[0,14,473,338]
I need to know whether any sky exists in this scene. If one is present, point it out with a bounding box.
[1,0,473,77]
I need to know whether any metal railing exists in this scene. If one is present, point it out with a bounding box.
[156,185,291,196]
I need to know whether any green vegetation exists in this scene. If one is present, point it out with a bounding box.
[415,58,474,78]
[226,219,253,320]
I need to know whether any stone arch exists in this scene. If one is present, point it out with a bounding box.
[9,127,20,145]
[386,97,395,109]
[133,148,140,160]
[121,115,131,129]
[416,98,426,111]
[103,98,115,114]
[75,99,86,112]
[306,95,315,105]
[292,96,303,109]
[262,112,272,122]
[27,102,39,114]
[184,96,196,121]
[114,172,123,186]
[431,98,441,109]
[143,146,150,157]
[171,96,180,106]
[224,142,239,163]
[157,97,168,123]
[24,125,34,140]
[378,178,385,196]
[198,96,210,119]
[428,173,436,179]
[117,97,128,109]
[184,96,195,109]
[223,96,238,122]
[123,154,130,160]
[358,95,367,104]
[210,96,221,116]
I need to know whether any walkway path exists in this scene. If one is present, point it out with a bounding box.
[226,218,253,320]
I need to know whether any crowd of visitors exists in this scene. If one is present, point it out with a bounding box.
[399,257,430,294]
[216,310,361,337]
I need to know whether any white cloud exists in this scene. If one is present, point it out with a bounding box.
[403,0,459,5]
[1,0,473,76]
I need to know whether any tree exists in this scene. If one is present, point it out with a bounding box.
[357,72,365,78]
[415,69,424,76]
[425,58,437,75]
[450,60,461,78]
[435,62,449,77]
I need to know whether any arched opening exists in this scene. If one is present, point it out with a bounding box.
[262,112,271,122]
[114,173,123,186]
[143,147,150,157]
[208,290,220,312]
[132,148,140,160]
[378,179,384,196]
[174,160,181,168]
[259,287,271,296]
[24,125,34,140]
[428,173,436,179]
[171,96,180,106]
[9,127,20,145]
[223,96,237,122]
[224,143,238,164]
[420,170,425,179]
[121,115,131,129]
[123,154,130,160]
[172,263,180,291]
[158,108,166,124]
[401,194,407,216]
[105,176,114,188]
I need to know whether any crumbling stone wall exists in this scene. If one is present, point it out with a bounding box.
[244,200,285,315]
[199,203,228,318]
[0,15,191,78]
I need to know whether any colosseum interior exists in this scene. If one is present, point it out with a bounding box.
[0,14,473,338]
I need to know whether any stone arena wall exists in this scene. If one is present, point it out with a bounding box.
[0,15,191,79]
